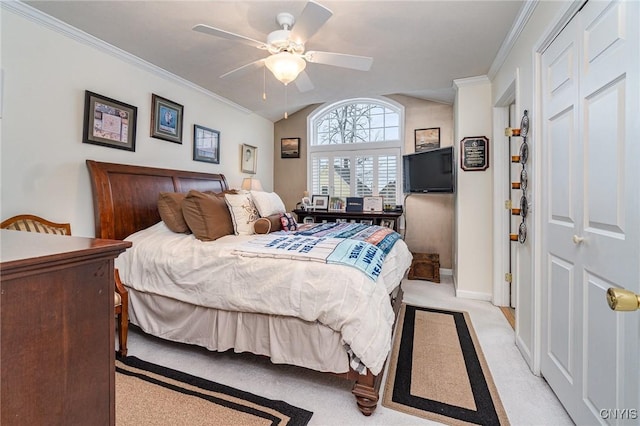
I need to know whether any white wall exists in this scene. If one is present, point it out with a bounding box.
[453,76,494,300]
[0,5,274,237]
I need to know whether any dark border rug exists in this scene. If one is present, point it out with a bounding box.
[383,304,509,425]
[116,356,312,426]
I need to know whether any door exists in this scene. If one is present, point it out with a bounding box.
[541,1,639,424]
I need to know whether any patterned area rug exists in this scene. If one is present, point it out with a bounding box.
[383,304,510,425]
[116,356,312,426]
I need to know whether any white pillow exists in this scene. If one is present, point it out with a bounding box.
[251,191,286,217]
[224,192,260,235]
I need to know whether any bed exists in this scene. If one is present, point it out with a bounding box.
[86,159,412,415]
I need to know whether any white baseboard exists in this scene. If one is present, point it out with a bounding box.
[440,268,453,276]
[455,288,493,302]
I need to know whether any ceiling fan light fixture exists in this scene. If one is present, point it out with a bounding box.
[265,52,306,85]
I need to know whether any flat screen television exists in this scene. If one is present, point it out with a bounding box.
[403,146,455,193]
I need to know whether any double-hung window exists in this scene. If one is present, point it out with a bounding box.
[307,98,404,205]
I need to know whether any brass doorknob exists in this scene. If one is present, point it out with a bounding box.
[606,288,640,311]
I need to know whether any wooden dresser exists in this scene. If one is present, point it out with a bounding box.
[0,230,131,425]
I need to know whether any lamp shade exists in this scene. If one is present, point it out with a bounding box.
[241,177,263,191]
[265,52,306,85]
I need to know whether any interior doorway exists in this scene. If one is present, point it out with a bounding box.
[492,82,518,330]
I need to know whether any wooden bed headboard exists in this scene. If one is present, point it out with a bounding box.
[86,160,228,240]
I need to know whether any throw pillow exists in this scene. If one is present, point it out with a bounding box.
[182,190,234,241]
[225,192,260,235]
[250,191,286,217]
[157,192,190,234]
[280,212,298,231]
[254,214,283,234]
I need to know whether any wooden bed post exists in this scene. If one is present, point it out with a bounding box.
[352,371,383,416]
[351,285,404,416]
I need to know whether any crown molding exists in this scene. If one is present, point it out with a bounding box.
[2,1,252,115]
[453,75,490,89]
[488,0,539,79]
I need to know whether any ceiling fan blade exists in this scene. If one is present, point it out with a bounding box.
[305,51,373,71]
[289,1,332,44]
[193,24,266,49]
[219,58,266,79]
[294,70,314,92]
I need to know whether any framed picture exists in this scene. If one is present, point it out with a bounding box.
[360,219,373,225]
[380,219,395,229]
[460,136,489,171]
[241,143,257,174]
[151,94,183,144]
[312,195,329,211]
[301,196,312,209]
[82,91,137,151]
[193,124,220,164]
[281,137,300,158]
[363,196,384,212]
[415,127,440,152]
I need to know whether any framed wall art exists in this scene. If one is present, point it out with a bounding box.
[82,90,137,151]
[150,94,183,144]
[460,136,489,171]
[281,137,300,158]
[414,127,440,152]
[241,143,257,174]
[193,124,220,164]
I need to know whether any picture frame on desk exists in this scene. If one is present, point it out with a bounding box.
[380,219,395,229]
[312,195,329,211]
[363,196,383,212]
[346,197,364,212]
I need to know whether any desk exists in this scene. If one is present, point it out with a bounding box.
[293,209,402,231]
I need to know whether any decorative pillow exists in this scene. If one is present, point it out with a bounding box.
[254,214,283,234]
[181,190,234,241]
[157,192,190,234]
[280,212,298,231]
[224,192,260,235]
[250,191,286,217]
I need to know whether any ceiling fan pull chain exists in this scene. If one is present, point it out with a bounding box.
[284,84,288,119]
[262,65,267,101]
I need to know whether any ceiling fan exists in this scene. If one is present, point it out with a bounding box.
[192,1,373,92]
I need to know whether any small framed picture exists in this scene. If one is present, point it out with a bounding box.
[82,91,137,151]
[363,196,384,212]
[380,219,395,229]
[301,196,312,209]
[281,137,300,158]
[151,94,183,144]
[415,127,440,152]
[241,143,257,174]
[193,125,220,164]
[312,195,330,211]
[360,219,373,225]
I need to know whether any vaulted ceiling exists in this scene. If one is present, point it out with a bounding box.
[25,1,524,121]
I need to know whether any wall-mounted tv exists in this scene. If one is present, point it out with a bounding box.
[403,146,455,193]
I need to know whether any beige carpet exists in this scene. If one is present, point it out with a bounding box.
[383,304,510,425]
[116,356,312,426]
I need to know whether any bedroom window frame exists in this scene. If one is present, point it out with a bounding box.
[307,97,404,205]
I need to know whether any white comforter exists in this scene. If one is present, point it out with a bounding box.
[115,222,412,375]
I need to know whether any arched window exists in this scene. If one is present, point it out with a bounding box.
[307,97,404,206]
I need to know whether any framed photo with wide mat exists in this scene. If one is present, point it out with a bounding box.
[383,304,509,425]
[116,356,312,425]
